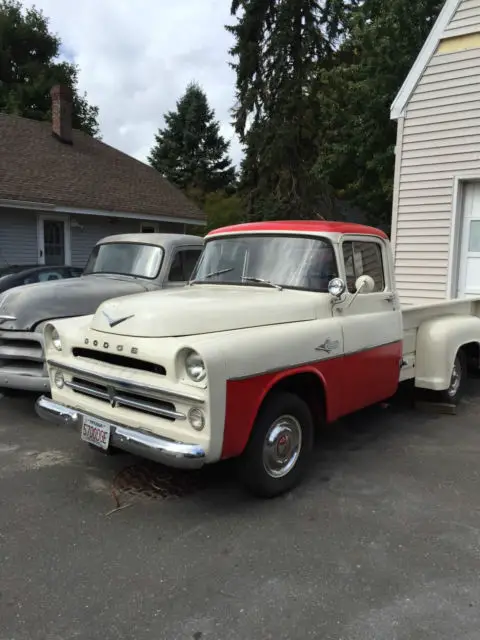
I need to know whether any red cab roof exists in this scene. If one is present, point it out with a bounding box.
[207,220,388,240]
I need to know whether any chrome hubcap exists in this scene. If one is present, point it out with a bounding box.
[448,358,461,398]
[263,415,302,479]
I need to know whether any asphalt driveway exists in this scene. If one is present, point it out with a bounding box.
[1,383,480,640]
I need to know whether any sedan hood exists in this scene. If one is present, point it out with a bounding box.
[91,285,319,337]
[0,275,149,330]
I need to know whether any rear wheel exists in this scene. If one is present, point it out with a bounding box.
[238,392,314,498]
[437,351,466,405]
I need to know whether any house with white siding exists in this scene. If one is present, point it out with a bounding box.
[391,0,480,305]
[0,85,204,272]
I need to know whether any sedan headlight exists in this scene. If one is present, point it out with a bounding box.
[51,328,62,351]
[185,350,206,382]
[44,324,62,351]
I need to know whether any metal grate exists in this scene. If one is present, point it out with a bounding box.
[113,461,209,500]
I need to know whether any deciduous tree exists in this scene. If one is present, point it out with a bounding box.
[0,0,100,136]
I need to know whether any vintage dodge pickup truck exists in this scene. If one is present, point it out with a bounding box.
[0,233,203,392]
[35,221,480,497]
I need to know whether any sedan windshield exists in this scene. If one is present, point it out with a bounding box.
[84,242,163,279]
[192,235,338,292]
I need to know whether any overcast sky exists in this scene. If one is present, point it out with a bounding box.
[24,0,242,167]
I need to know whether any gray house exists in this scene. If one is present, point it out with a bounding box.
[0,85,204,270]
[391,0,480,305]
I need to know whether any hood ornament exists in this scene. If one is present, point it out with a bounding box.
[0,315,16,325]
[102,310,135,328]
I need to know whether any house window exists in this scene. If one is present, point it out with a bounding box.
[140,222,160,233]
[343,241,385,293]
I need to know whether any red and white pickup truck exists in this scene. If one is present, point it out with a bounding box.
[35,221,480,497]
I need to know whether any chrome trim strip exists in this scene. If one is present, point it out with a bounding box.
[0,315,16,324]
[65,379,186,421]
[35,396,205,470]
[47,359,205,404]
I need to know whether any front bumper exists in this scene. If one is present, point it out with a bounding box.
[35,395,206,470]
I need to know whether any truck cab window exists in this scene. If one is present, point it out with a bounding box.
[169,249,203,282]
[343,241,385,293]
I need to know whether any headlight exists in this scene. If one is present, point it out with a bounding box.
[45,324,62,351]
[185,350,206,382]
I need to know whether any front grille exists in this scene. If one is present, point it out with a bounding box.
[72,348,166,375]
[67,376,183,421]
[0,333,45,378]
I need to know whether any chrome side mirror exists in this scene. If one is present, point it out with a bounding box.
[354,275,375,295]
[328,278,346,298]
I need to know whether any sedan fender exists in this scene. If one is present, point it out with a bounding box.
[414,315,480,391]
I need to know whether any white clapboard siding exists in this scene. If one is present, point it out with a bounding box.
[444,0,480,36]
[394,25,480,305]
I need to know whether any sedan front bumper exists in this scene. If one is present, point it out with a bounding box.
[35,395,206,470]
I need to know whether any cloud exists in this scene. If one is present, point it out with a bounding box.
[24,0,243,167]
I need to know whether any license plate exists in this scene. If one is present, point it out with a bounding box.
[81,415,111,450]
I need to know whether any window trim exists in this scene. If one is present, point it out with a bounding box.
[339,235,389,294]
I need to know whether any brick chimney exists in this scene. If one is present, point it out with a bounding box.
[50,84,73,144]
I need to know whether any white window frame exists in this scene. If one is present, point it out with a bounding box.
[37,214,71,266]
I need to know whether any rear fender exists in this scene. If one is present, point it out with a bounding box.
[415,315,480,391]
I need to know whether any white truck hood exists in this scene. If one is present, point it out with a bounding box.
[90,286,319,337]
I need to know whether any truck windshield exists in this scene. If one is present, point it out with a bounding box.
[192,235,338,292]
[84,243,164,279]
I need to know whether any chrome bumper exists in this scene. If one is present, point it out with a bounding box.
[35,396,206,470]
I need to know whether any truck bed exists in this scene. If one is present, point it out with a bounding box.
[400,297,480,382]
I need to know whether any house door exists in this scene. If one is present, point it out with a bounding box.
[458,182,480,298]
[38,216,71,266]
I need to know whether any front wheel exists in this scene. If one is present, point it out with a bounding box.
[238,392,314,498]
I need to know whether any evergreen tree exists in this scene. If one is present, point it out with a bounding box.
[0,0,100,136]
[313,0,443,229]
[148,82,236,199]
[227,0,359,220]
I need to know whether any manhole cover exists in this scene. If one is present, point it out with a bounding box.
[113,461,209,501]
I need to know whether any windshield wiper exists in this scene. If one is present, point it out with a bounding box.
[204,268,235,280]
[188,267,235,286]
[242,276,283,291]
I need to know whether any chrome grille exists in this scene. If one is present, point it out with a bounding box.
[67,376,183,421]
[0,332,45,378]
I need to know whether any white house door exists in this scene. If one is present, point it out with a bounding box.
[458,182,480,298]
[37,216,71,266]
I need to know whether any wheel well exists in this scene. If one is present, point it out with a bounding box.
[260,372,326,428]
[460,342,480,372]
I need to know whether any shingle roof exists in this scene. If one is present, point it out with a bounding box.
[0,114,204,221]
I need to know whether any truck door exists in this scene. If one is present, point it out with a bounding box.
[335,236,403,414]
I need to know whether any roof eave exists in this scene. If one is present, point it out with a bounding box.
[0,199,205,226]
[390,0,462,121]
